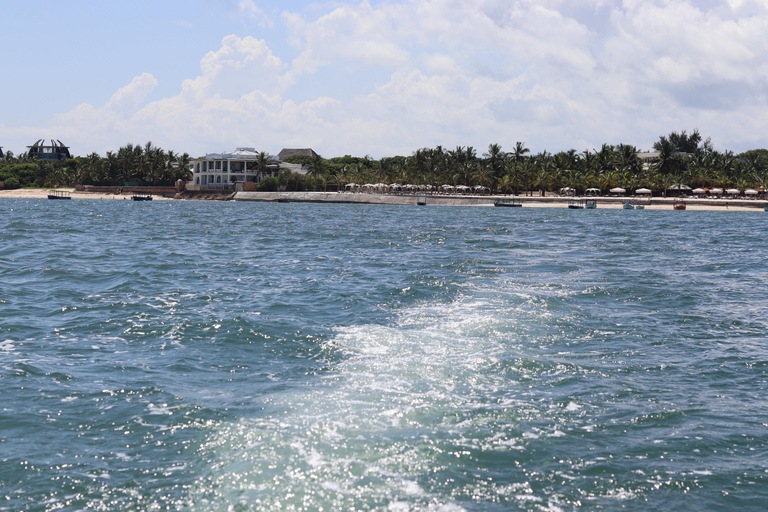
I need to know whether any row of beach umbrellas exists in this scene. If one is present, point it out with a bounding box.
[348,183,762,195]
[597,187,759,195]
[691,187,758,195]
[345,183,490,192]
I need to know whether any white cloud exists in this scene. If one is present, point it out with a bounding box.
[239,0,274,28]
[10,0,768,158]
[105,73,158,114]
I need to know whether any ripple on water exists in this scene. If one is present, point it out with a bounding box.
[2,201,768,510]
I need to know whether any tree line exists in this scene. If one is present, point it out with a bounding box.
[285,130,768,195]
[0,142,191,189]
[2,131,768,195]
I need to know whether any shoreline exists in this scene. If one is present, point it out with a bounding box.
[3,188,767,211]
[0,188,173,201]
[233,191,768,211]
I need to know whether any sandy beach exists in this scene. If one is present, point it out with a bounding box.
[0,188,173,201]
[3,188,766,211]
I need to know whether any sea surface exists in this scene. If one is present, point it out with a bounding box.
[1,198,767,511]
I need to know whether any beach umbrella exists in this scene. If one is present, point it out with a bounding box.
[711,188,723,194]
[692,188,706,194]
[726,188,740,194]
[635,188,651,194]
[745,189,758,195]
[610,187,626,194]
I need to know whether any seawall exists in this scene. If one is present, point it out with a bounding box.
[233,191,768,210]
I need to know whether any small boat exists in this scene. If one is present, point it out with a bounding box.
[635,204,645,210]
[673,199,686,210]
[494,197,521,207]
[417,196,427,206]
[622,199,634,210]
[568,198,584,209]
[47,190,71,200]
[585,199,597,209]
[276,197,290,203]
[131,194,153,201]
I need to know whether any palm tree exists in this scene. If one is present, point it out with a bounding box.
[175,153,192,182]
[511,141,530,163]
[655,138,677,177]
[306,154,323,190]
[256,151,270,179]
[498,174,514,195]
[483,143,505,190]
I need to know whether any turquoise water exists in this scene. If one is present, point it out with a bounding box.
[1,199,767,511]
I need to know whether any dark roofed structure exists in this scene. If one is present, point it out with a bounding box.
[27,139,71,161]
[0,147,4,160]
[278,148,319,160]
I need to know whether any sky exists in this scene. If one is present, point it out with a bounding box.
[3,0,768,159]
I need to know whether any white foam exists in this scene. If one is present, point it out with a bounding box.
[188,292,557,509]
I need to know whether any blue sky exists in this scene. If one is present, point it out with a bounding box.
[3,0,768,159]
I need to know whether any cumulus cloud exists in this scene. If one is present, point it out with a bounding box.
[15,0,768,157]
[105,73,158,114]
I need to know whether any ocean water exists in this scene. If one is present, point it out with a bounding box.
[1,198,767,511]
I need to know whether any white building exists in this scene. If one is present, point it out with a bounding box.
[188,148,305,191]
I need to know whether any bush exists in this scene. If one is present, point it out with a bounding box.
[258,176,279,192]
[4,176,19,189]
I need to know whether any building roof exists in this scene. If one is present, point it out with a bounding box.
[200,148,276,161]
[278,148,319,159]
[27,139,71,160]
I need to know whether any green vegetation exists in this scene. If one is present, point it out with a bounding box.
[0,142,191,189]
[2,131,767,195]
[291,130,768,195]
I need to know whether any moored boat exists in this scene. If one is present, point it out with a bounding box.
[585,199,597,209]
[673,199,686,210]
[417,196,427,206]
[47,190,71,200]
[494,197,521,207]
[568,198,585,209]
[622,199,634,210]
[131,194,153,201]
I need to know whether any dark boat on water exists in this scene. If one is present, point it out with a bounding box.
[568,198,585,209]
[494,197,522,207]
[47,190,71,200]
[131,194,153,201]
